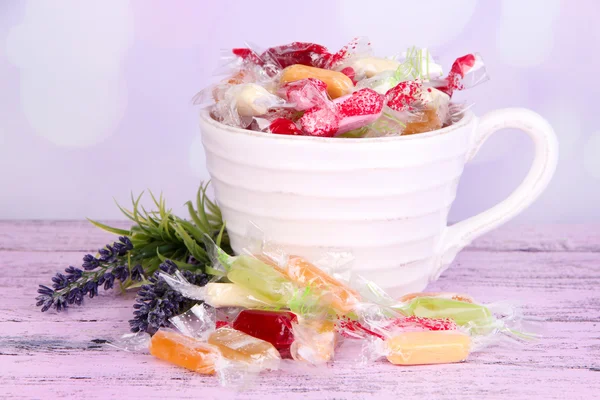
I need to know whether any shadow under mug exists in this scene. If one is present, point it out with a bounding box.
[199,108,558,294]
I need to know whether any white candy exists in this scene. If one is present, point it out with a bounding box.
[204,283,266,308]
[350,57,401,78]
[228,83,282,117]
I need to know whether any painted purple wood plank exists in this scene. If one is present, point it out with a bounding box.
[2,220,600,252]
[0,222,599,399]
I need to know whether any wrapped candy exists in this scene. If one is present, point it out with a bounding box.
[399,292,475,304]
[207,327,282,370]
[232,37,372,72]
[148,306,281,379]
[232,310,297,358]
[356,48,444,94]
[200,40,488,138]
[433,53,488,97]
[393,294,495,332]
[211,83,285,128]
[150,329,219,374]
[280,64,354,99]
[385,331,471,365]
[290,319,337,364]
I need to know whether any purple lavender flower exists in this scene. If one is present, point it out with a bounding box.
[128,260,209,335]
[36,236,144,312]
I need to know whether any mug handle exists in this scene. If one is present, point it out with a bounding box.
[430,108,559,281]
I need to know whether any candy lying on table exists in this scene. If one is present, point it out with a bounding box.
[199,38,488,138]
[141,236,538,385]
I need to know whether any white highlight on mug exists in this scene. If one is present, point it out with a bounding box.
[5,0,134,147]
[496,0,561,67]
[583,132,600,180]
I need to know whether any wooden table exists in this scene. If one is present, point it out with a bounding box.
[1,221,599,399]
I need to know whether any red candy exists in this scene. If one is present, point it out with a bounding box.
[435,53,486,97]
[340,67,357,85]
[233,38,370,71]
[269,118,303,135]
[233,42,329,69]
[232,310,298,358]
[385,81,423,112]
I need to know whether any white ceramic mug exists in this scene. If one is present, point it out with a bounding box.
[199,108,558,293]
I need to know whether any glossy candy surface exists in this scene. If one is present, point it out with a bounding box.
[208,327,281,369]
[149,330,218,374]
[232,310,298,358]
[385,331,470,365]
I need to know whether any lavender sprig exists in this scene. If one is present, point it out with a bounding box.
[36,236,145,312]
[129,260,209,335]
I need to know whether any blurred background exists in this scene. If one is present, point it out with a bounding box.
[0,0,598,222]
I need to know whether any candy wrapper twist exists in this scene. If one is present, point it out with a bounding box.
[197,38,489,138]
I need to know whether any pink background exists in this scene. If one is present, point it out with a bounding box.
[1,0,598,222]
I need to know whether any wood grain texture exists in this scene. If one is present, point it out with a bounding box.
[1,221,599,399]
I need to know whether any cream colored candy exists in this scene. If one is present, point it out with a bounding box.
[204,282,268,308]
[280,64,354,99]
[230,83,280,117]
[349,57,401,78]
[385,331,470,365]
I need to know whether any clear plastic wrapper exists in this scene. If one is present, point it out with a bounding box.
[431,53,489,97]
[198,40,489,137]
[290,319,337,365]
[210,82,286,128]
[155,227,539,373]
[231,37,372,72]
[169,304,216,341]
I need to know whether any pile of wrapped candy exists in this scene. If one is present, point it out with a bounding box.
[197,38,488,137]
[117,234,536,385]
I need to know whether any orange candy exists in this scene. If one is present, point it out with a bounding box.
[403,108,443,135]
[149,330,219,374]
[285,255,359,314]
[280,64,354,99]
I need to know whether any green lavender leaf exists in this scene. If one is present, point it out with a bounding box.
[86,219,131,236]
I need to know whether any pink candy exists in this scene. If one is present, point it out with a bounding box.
[282,82,383,137]
[280,78,329,111]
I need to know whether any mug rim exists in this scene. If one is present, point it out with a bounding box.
[199,108,474,143]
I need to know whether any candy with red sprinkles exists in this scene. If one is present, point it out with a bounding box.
[299,106,340,137]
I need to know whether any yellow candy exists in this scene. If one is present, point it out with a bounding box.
[280,64,354,99]
[385,331,470,365]
[208,327,281,369]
